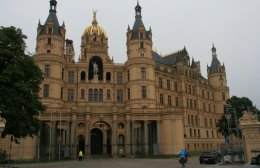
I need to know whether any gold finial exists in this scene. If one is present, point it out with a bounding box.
[92,10,98,25]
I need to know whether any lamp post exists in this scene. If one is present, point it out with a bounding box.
[225,111,232,143]
[226,106,241,145]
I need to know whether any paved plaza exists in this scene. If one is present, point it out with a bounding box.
[11,157,244,168]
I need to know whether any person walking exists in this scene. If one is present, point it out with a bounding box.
[78,150,83,161]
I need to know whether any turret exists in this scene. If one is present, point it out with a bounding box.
[65,39,75,63]
[125,2,156,109]
[126,1,152,60]
[207,44,227,87]
[36,0,65,56]
[34,0,66,108]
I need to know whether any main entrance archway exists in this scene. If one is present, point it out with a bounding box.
[91,128,103,154]
[90,121,112,155]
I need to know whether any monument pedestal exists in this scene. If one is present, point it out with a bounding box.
[92,75,99,83]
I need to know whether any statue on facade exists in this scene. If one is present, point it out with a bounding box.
[92,61,99,75]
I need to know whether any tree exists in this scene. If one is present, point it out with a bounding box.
[0,26,44,142]
[216,96,258,139]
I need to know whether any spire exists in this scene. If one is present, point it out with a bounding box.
[209,44,221,74]
[39,0,61,36]
[135,1,142,18]
[49,0,57,13]
[92,10,98,25]
[211,43,217,56]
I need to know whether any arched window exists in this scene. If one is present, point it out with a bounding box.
[89,89,93,101]
[81,71,86,81]
[94,89,98,101]
[99,89,103,101]
[81,89,85,99]
[107,89,110,99]
[106,72,111,81]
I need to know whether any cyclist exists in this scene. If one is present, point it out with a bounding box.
[179,149,187,167]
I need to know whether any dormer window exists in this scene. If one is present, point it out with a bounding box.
[139,32,144,39]
[48,28,52,35]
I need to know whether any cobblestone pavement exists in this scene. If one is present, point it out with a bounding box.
[12,157,244,168]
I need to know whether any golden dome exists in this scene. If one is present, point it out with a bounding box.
[83,10,107,38]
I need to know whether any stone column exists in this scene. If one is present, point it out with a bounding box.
[144,121,149,155]
[112,121,118,156]
[85,121,90,157]
[70,120,76,158]
[131,121,136,155]
[103,128,107,154]
[126,121,131,156]
[156,121,161,155]
[51,121,57,159]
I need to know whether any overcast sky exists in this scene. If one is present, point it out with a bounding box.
[1,0,260,109]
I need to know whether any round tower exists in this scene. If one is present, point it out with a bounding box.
[125,2,156,109]
[35,0,66,108]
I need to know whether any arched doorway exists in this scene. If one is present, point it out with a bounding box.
[91,128,103,154]
[78,135,85,155]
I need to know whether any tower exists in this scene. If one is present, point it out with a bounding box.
[207,44,229,114]
[79,11,110,81]
[126,2,156,109]
[35,0,66,108]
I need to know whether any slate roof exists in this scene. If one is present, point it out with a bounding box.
[209,55,221,74]
[152,48,190,66]
[39,12,61,36]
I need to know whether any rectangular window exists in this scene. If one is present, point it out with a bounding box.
[117,90,123,102]
[47,50,51,53]
[203,103,206,111]
[159,77,163,88]
[44,65,50,77]
[43,84,49,98]
[47,37,52,45]
[190,99,193,108]
[192,86,196,95]
[206,130,209,138]
[174,82,178,92]
[128,88,130,100]
[62,68,64,80]
[141,86,147,98]
[167,80,170,90]
[222,92,226,101]
[140,42,144,48]
[202,90,205,98]
[168,95,172,106]
[117,72,123,84]
[198,129,201,138]
[160,94,164,105]
[68,89,74,101]
[175,97,179,107]
[141,68,146,80]
[68,71,74,84]
[61,87,63,99]
[194,100,197,109]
